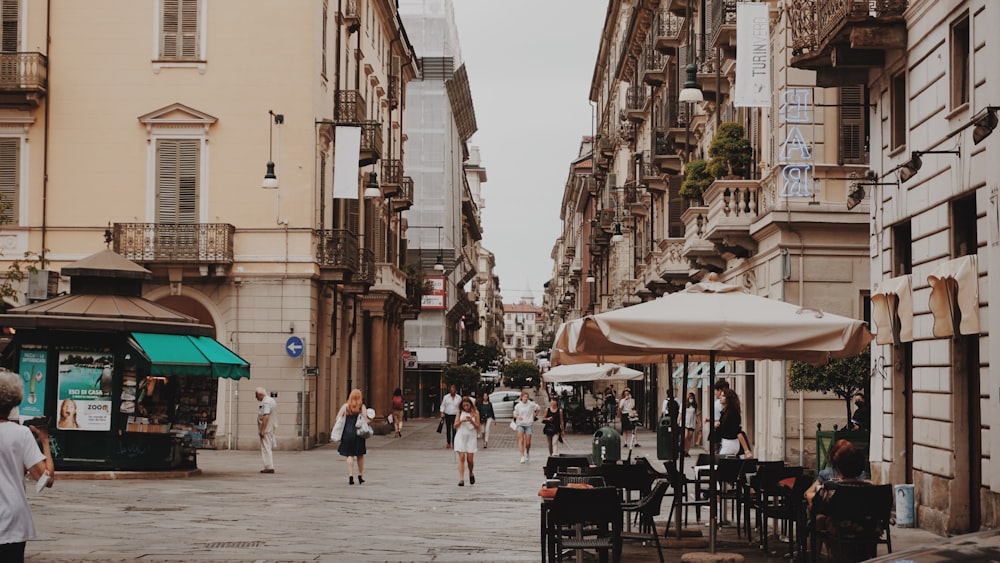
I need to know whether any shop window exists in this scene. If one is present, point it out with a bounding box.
[951,14,970,110]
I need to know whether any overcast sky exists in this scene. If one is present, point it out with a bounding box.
[452,1,607,306]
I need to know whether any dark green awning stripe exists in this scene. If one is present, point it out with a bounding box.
[131,332,250,380]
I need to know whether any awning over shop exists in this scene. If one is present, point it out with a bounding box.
[927,255,980,338]
[130,332,250,380]
[871,275,913,345]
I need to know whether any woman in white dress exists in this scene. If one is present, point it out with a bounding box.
[453,396,480,486]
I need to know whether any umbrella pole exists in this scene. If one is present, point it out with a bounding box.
[709,351,717,553]
[676,354,689,540]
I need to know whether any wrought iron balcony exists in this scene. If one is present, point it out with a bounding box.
[317,229,360,273]
[788,0,907,78]
[334,90,366,124]
[665,0,691,17]
[341,0,361,31]
[391,176,414,212]
[655,12,685,55]
[642,50,665,86]
[357,248,375,285]
[641,153,666,192]
[381,158,402,196]
[112,223,235,264]
[710,0,739,52]
[358,121,383,166]
[0,52,47,107]
[653,134,682,175]
[624,86,648,123]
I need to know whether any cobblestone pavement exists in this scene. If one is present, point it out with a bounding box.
[24,388,941,562]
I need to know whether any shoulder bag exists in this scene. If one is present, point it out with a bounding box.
[355,413,374,439]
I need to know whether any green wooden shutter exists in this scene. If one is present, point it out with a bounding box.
[161,0,198,59]
[156,139,199,224]
[0,138,18,225]
[1,0,18,53]
[839,85,866,165]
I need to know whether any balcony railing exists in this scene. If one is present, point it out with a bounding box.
[357,248,376,285]
[317,229,360,272]
[642,50,665,86]
[112,223,235,264]
[655,13,685,54]
[381,158,402,196]
[789,0,908,65]
[359,121,383,166]
[334,90,366,124]
[0,52,47,106]
[391,176,414,212]
[624,86,647,123]
[370,263,407,298]
[701,179,761,259]
[710,0,739,52]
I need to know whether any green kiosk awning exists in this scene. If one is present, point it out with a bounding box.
[130,332,251,380]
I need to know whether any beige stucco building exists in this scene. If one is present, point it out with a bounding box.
[0,0,422,452]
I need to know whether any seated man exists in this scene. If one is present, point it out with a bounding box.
[805,440,877,561]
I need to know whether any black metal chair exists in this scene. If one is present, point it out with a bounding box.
[810,482,893,562]
[621,479,670,563]
[757,471,812,559]
[555,471,607,487]
[547,486,623,563]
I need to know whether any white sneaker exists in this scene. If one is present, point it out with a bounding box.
[520,455,526,464]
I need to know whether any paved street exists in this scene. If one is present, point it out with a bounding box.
[25,401,941,562]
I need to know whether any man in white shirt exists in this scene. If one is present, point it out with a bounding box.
[513,391,540,463]
[439,385,462,449]
[256,387,278,474]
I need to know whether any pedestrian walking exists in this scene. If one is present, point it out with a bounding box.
[453,396,480,486]
[477,392,495,448]
[513,390,540,463]
[541,397,565,456]
[439,385,461,449]
[0,368,55,563]
[390,388,404,437]
[714,388,742,456]
[335,389,371,484]
[683,392,699,457]
[255,387,278,473]
[618,388,639,447]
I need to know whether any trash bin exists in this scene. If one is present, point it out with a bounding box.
[593,426,621,465]
[894,484,915,527]
[656,416,675,461]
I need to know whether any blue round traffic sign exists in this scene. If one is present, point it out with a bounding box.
[285,336,304,358]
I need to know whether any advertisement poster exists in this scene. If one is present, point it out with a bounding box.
[421,276,446,310]
[18,349,47,419]
[57,350,114,431]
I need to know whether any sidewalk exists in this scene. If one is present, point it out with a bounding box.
[24,414,941,562]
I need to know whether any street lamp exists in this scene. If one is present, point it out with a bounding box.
[262,110,283,189]
[678,64,703,103]
[363,170,381,198]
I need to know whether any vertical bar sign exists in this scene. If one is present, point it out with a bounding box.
[18,349,48,418]
[734,2,771,108]
[333,126,362,199]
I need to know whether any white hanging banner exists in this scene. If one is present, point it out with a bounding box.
[734,2,771,108]
[333,126,361,199]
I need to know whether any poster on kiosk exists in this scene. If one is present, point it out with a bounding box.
[56,350,113,431]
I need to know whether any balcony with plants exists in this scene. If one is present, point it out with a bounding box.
[788,0,907,78]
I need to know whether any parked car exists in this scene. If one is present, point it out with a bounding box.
[866,528,1000,562]
[488,390,522,419]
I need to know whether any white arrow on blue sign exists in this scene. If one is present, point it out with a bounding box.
[285,335,304,358]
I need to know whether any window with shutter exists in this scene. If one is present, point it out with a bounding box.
[160,0,200,60]
[0,138,18,225]
[156,139,199,225]
[0,0,17,53]
[667,174,685,238]
[839,85,867,165]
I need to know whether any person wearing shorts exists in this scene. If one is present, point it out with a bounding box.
[512,391,540,464]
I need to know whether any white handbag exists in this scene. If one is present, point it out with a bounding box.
[331,414,346,442]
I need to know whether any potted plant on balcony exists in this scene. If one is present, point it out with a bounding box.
[680,158,713,203]
[706,122,753,179]
[402,263,435,306]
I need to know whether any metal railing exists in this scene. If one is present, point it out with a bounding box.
[112,223,234,263]
[317,229,360,271]
[334,90,366,124]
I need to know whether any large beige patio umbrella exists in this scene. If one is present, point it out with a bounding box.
[541,362,643,383]
[551,275,873,550]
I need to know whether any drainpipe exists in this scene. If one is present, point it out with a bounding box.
[41,0,52,258]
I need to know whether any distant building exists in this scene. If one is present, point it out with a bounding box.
[503,299,543,363]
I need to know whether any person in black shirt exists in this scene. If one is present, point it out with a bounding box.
[850,392,870,431]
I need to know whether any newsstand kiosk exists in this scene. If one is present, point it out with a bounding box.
[0,250,250,471]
